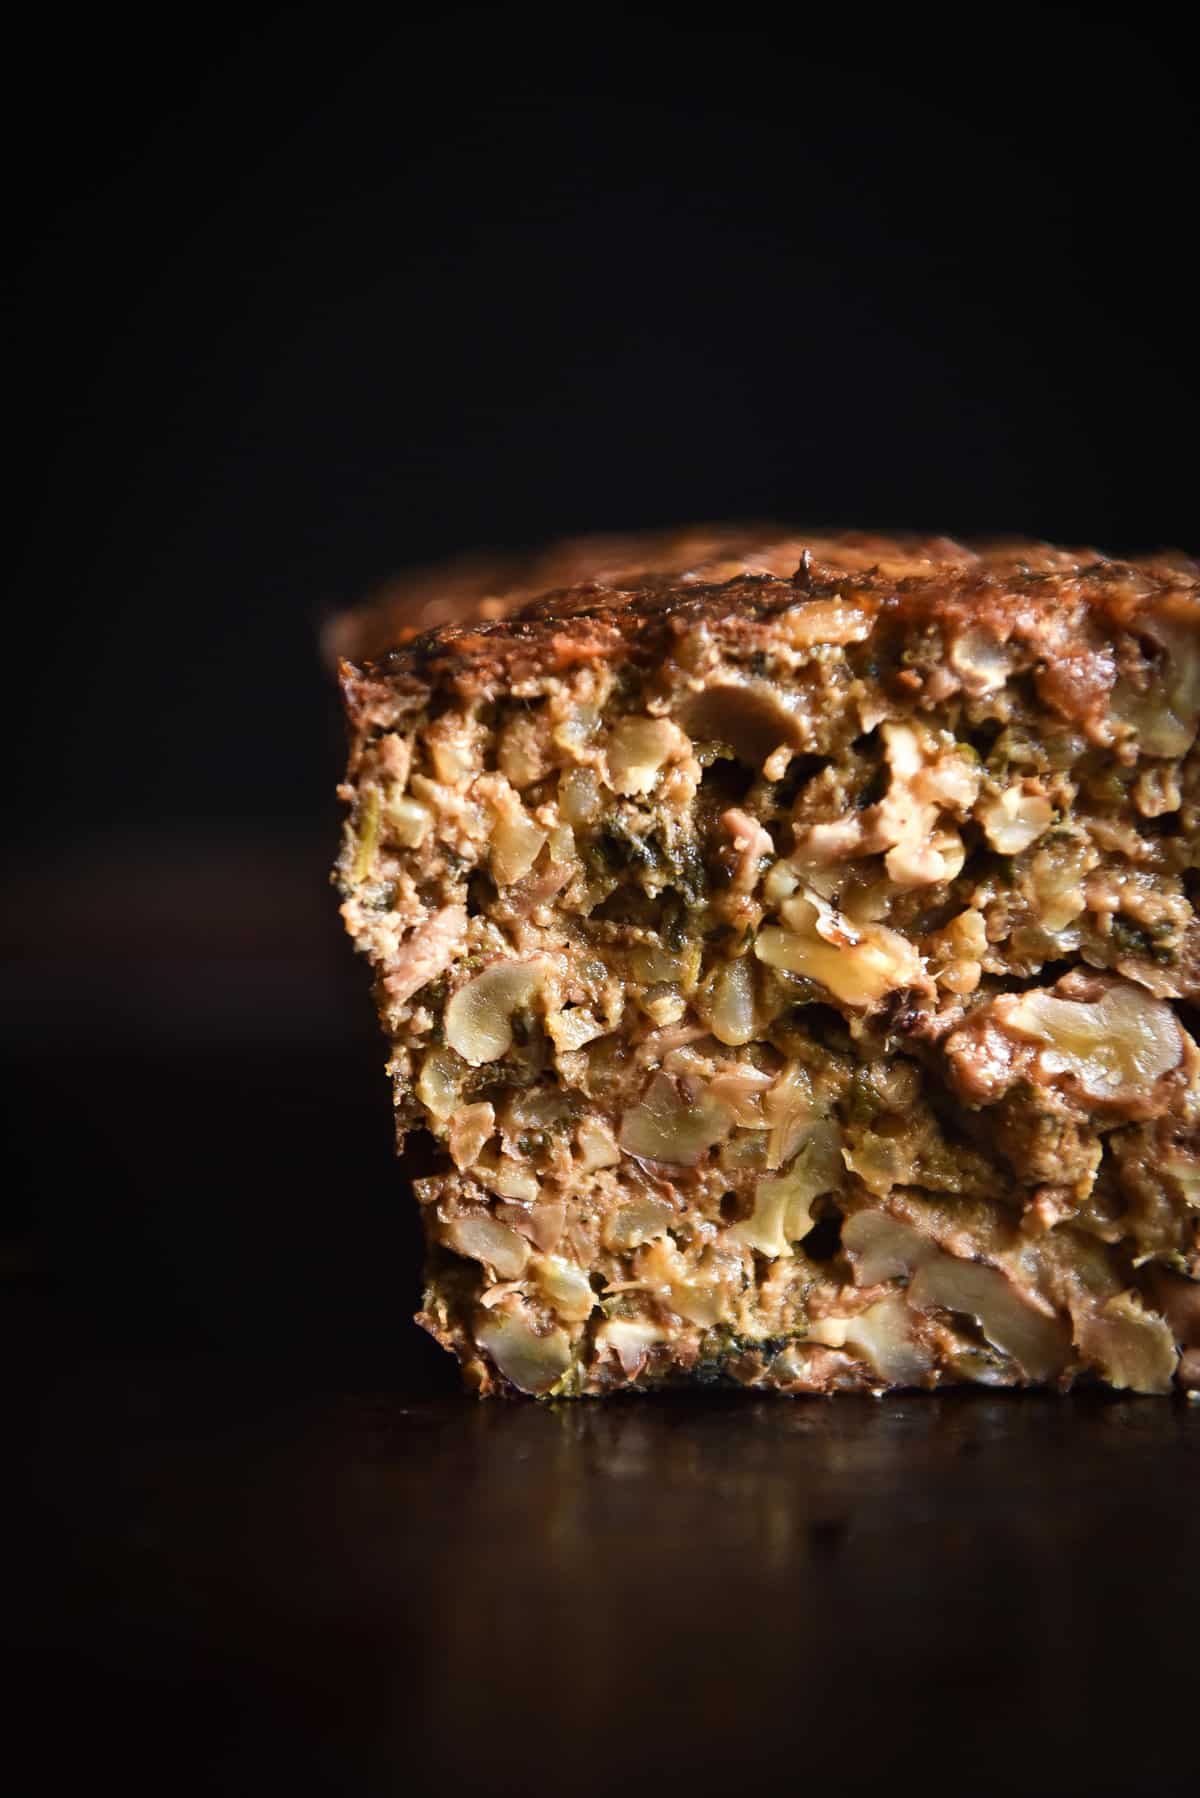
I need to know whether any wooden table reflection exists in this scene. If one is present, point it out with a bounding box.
[24,1359,1199,1795]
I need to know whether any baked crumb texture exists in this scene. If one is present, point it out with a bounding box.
[335,530,1200,1396]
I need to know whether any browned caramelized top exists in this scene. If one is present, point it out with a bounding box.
[331,524,1196,667]
[341,528,1199,721]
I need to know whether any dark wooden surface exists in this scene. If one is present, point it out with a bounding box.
[16,1337,1200,1797]
[6,862,1200,1796]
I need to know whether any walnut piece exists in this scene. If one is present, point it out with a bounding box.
[445,961,547,1066]
[755,893,925,1008]
[476,1310,571,1393]
[1004,980,1182,1103]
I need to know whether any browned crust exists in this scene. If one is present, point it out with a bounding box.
[330,523,1197,671]
[341,538,1199,731]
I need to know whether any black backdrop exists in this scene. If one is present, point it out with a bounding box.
[6,5,1197,1374]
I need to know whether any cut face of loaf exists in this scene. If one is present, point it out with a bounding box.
[334,532,1200,1397]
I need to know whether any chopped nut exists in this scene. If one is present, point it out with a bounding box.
[719,1125,769,1173]
[448,1101,495,1170]
[606,716,690,796]
[416,1046,466,1121]
[1133,765,1182,818]
[842,1210,928,1283]
[1148,610,1200,746]
[474,1154,540,1203]
[886,832,963,888]
[559,766,602,824]
[818,1292,933,1387]
[661,1041,718,1079]
[763,1062,816,1169]
[836,720,982,889]
[731,1120,841,1257]
[778,597,873,648]
[445,961,547,1066]
[709,956,756,1046]
[807,1317,848,1347]
[619,1072,731,1166]
[476,1310,571,1393]
[946,975,1186,1116]
[576,1116,620,1169]
[1110,611,1200,756]
[447,1214,530,1279]
[708,1062,773,1127]
[553,704,600,756]
[498,714,551,788]
[762,861,803,908]
[756,893,925,1008]
[596,1316,668,1377]
[383,795,433,847]
[1030,837,1093,931]
[931,908,988,997]
[638,986,687,1027]
[948,623,1015,696]
[842,1209,1070,1382]
[489,795,548,885]
[1005,980,1182,1103]
[475,1279,523,1309]
[937,960,981,997]
[531,1254,597,1321]
[908,1255,1068,1383]
[1074,1291,1178,1394]
[547,1006,609,1053]
[603,1196,675,1251]
[979,783,1054,855]
[429,732,474,785]
[630,940,701,987]
[771,1343,857,1390]
[664,1282,724,1327]
[1160,1156,1200,1210]
[623,1237,728,1328]
[795,817,866,867]
[376,731,412,785]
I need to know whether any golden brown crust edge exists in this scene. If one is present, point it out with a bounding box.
[329,523,1197,669]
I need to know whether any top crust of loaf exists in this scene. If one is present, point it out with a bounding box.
[330,526,1198,671]
[340,533,1199,728]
